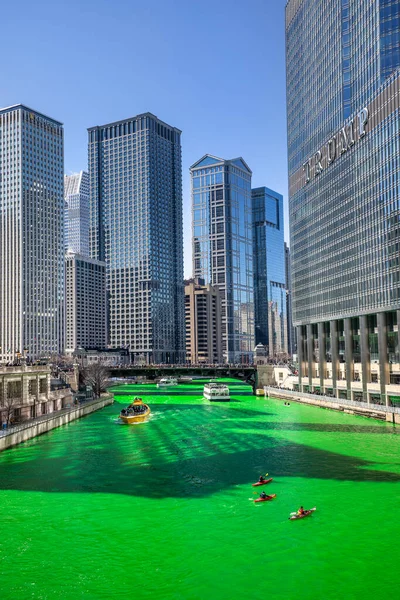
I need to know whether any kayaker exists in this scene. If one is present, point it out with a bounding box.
[260,491,268,499]
[298,506,305,515]
[259,475,266,483]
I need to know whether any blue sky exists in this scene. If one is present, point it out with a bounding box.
[1,0,288,276]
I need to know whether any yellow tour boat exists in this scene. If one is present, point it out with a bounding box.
[119,397,151,424]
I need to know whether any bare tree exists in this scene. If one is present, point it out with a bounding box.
[2,381,22,426]
[81,363,109,398]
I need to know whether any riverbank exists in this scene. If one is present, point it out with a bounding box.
[262,386,400,424]
[0,394,114,452]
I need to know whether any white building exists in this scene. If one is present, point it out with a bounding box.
[0,105,65,362]
[64,171,90,256]
[65,252,107,355]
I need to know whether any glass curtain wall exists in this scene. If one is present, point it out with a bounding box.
[191,155,254,363]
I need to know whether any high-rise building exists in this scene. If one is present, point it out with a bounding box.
[252,187,287,357]
[65,252,107,354]
[64,171,90,256]
[184,278,222,364]
[0,105,64,361]
[88,113,185,364]
[190,155,254,363]
[284,242,295,356]
[286,0,400,404]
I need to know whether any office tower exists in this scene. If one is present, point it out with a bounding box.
[252,187,287,357]
[184,278,222,364]
[88,113,185,364]
[284,242,295,356]
[64,171,90,256]
[0,105,64,361]
[286,0,400,405]
[190,155,254,363]
[65,252,107,354]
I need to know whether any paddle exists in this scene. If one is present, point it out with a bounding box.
[290,507,316,516]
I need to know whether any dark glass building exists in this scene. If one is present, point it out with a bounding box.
[252,187,288,357]
[190,155,254,363]
[88,113,185,364]
[284,242,296,356]
[286,0,400,404]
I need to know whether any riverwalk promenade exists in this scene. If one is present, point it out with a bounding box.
[0,394,114,452]
[263,386,400,423]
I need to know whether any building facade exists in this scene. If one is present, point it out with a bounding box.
[0,105,64,362]
[64,171,90,256]
[0,365,74,425]
[73,347,130,367]
[65,252,107,354]
[88,113,185,364]
[184,278,222,364]
[190,155,254,364]
[284,242,295,356]
[252,187,288,357]
[286,0,400,405]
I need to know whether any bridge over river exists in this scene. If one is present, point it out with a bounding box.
[108,365,258,390]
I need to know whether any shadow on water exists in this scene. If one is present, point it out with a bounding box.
[238,420,400,436]
[0,404,399,498]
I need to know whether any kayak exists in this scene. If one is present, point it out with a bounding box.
[254,494,276,503]
[289,507,316,520]
[252,478,273,487]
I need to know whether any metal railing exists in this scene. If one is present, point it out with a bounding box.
[0,365,51,373]
[0,396,106,438]
[263,386,400,415]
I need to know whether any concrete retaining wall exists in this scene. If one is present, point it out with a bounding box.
[0,395,114,452]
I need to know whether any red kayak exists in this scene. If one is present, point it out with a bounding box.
[252,478,273,487]
[289,507,316,520]
[254,494,276,503]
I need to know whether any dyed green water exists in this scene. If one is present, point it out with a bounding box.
[1,384,400,600]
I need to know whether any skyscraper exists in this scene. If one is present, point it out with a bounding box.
[88,113,185,364]
[184,278,222,364]
[286,0,400,404]
[64,171,90,256]
[0,105,64,361]
[252,187,287,357]
[284,242,295,357]
[65,252,107,354]
[190,155,254,363]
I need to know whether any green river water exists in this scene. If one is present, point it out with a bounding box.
[1,380,400,600]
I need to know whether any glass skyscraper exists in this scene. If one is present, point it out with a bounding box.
[0,104,64,361]
[252,187,287,357]
[286,0,400,404]
[88,113,185,364]
[284,242,295,356]
[190,155,254,363]
[64,171,90,256]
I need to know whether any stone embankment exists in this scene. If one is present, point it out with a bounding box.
[0,394,114,452]
[262,387,400,424]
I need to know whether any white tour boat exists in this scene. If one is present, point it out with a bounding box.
[157,377,179,388]
[203,382,230,402]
